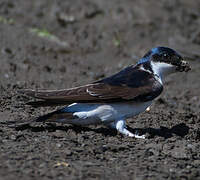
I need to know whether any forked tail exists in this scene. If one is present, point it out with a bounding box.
[35,108,75,123]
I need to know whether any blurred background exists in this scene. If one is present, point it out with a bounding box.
[0,1,200,180]
[1,0,200,88]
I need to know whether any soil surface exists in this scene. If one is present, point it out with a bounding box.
[0,0,200,180]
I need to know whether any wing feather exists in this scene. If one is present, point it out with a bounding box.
[19,64,163,106]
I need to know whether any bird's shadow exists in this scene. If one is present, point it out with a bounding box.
[11,122,117,137]
[11,121,189,139]
[127,123,189,139]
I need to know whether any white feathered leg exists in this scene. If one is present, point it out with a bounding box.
[108,119,145,139]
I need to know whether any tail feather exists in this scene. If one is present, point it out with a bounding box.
[18,89,37,98]
[36,111,58,122]
[35,109,76,123]
[7,109,76,128]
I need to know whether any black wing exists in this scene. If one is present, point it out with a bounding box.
[19,64,163,106]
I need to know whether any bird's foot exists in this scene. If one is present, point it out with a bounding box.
[129,133,146,139]
[108,119,145,139]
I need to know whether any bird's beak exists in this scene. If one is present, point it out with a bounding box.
[176,60,191,72]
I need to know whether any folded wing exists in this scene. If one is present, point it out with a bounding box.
[19,65,163,106]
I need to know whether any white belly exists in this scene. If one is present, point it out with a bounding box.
[63,101,152,125]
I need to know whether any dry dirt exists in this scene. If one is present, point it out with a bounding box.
[0,0,200,180]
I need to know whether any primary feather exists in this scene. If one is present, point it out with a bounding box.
[19,64,163,106]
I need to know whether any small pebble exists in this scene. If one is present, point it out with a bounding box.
[56,143,62,148]
[10,135,16,140]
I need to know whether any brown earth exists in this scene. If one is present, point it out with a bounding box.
[0,0,200,180]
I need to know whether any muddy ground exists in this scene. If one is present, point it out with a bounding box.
[0,0,200,179]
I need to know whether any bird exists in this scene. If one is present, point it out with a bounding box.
[19,47,191,138]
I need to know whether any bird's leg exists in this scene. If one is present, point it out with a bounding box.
[108,119,145,139]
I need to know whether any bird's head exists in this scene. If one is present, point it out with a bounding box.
[138,47,191,79]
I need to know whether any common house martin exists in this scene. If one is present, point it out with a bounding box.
[19,47,191,138]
